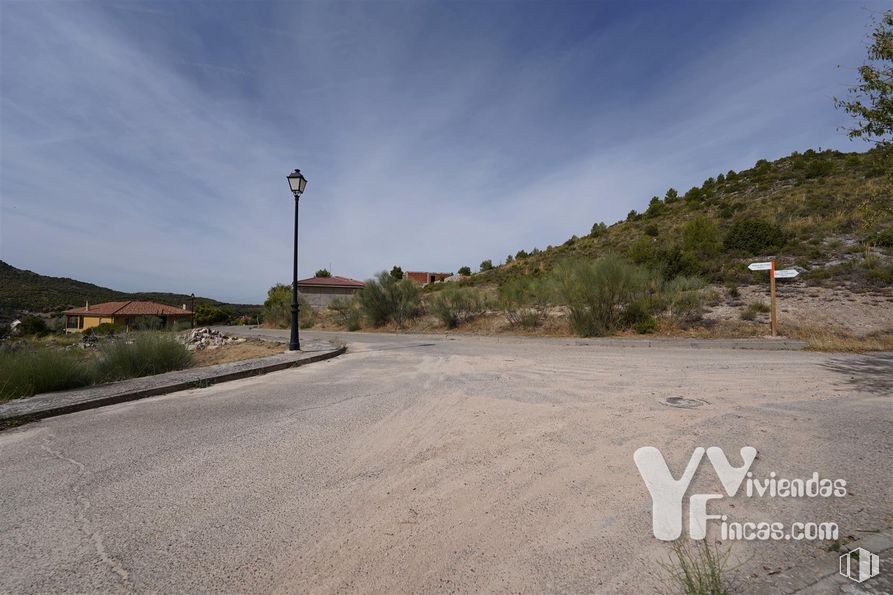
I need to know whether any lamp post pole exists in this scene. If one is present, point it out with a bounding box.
[190,293,195,328]
[286,169,308,352]
[289,193,301,351]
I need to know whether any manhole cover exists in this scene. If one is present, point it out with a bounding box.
[660,396,708,409]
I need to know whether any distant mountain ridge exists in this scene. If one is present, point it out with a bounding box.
[0,261,259,316]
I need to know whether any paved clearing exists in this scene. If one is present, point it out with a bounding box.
[1,330,890,593]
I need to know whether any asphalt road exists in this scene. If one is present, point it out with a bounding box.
[1,330,890,593]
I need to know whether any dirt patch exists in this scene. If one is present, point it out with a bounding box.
[191,339,284,367]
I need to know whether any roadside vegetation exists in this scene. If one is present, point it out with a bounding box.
[260,283,316,329]
[0,333,193,402]
[660,540,736,595]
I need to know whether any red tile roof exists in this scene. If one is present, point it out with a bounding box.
[63,301,192,316]
[297,275,365,288]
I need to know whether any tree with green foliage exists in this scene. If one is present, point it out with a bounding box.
[505,254,514,264]
[515,250,529,260]
[261,284,314,328]
[590,221,607,237]
[18,314,48,336]
[835,11,893,149]
[194,304,232,326]
[390,266,404,280]
[664,188,679,203]
[314,269,332,278]
[458,266,472,276]
[645,196,664,218]
[479,259,494,272]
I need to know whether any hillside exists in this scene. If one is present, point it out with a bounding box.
[462,148,893,290]
[0,261,260,317]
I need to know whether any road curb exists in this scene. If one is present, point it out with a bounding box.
[0,344,346,426]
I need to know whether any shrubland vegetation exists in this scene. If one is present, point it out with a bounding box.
[0,333,193,402]
[261,284,316,328]
[460,148,892,291]
[356,272,421,328]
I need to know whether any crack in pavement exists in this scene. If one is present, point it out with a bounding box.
[41,438,133,590]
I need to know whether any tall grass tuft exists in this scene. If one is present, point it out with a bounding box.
[0,348,95,401]
[95,333,193,382]
[661,540,734,595]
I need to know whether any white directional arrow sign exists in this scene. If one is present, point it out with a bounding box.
[748,262,773,271]
[773,268,799,279]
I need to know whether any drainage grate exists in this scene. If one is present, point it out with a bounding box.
[660,396,708,409]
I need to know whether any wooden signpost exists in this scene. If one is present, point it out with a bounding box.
[748,259,799,336]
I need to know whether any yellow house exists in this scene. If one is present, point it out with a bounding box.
[63,301,192,333]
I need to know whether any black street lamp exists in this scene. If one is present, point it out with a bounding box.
[190,293,195,328]
[286,168,308,351]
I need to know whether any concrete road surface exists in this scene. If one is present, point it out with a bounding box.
[1,330,890,593]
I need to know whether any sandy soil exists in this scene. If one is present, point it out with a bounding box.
[190,338,285,367]
[704,284,893,337]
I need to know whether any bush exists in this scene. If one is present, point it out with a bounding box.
[551,257,654,337]
[357,272,421,328]
[634,317,658,334]
[0,348,94,401]
[261,284,314,328]
[874,227,893,247]
[95,333,193,383]
[329,297,363,331]
[429,286,487,329]
[723,218,787,255]
[663,276,706,323]
[458,266,472,276]
[91,322,124,336]
[18,314,48,337]
[314,269,332,278]
[132,316,164,331]
[479,259,494,272]
[498,277,550,329]
[682,217,721,256]
[194,304,231,326]
[590,222,607,237]
[390,266,404,280]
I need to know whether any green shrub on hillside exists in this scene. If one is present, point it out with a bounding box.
[683,217,722,257]
[552,257,654,337]
[18,315,49,336]
[874,227,893,247]
[458,266,472,276]
[498,277,550,329]
[429,286,487,329]
[479,259,494,272]
[357,272,421,328]
[723,218,787,255]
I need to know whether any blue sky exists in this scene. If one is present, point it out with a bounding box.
[0,1,885,304]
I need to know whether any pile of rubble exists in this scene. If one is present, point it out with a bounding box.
[181,327,246,351]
